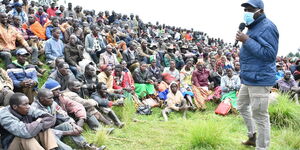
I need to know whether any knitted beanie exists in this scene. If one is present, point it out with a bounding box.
[44,79,61,91]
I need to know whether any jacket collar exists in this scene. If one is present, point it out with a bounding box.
[247,14,266,29]
[12,60,29,68]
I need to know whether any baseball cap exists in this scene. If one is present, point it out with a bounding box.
[241,0,264,9]
[16,48,29,56]
[13,2,22,7]
[55,10,62,14]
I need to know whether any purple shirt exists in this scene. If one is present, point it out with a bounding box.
[276,78,297,93]
[192,69,210,87]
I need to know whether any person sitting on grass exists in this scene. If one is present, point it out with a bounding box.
[64,34,84,77]
[77,63,98,98]
[113,65,142,106]
[7,49,38,104]
[48,62,76,91]
[31,89,106,150]
[0,68,14,106]
[162,82,191,121]
[98,64,123,95]
[44,79,87,128]
[132,62,156,99]
[277,70,299,104]
[63,80,113,129]
[0,93,58,150]
[44,27,65,67]
[220,68,241,112]
[90,82,125,128]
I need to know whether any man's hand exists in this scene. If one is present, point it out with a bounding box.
[77,118,85,127]
[236,31,249,43]
[2,48,10,52]
[25,47,33,54]
[147,80,154,84]
[76,65,81,72]
[36,118,43,123]
[20,80,29,87]
[73,124,84,133]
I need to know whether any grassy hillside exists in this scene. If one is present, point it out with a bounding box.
[78,94,300,150]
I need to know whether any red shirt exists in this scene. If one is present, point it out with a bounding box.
[46,8,57,18]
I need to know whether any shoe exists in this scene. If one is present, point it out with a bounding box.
[97,145,106,150]
[242,133,256,147]
[106,128,115,135]
[36,68,46,74]
[37,72,43,77]
[35,61,44,66]
[116,122,125,129]
[84,143,106,150]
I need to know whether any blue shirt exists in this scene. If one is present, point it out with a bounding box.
[10,9,27,24]
[45,37,64,62]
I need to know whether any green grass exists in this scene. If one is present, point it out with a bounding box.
[74,95,300,150]
[269,94,300,129]
[2,58,299,150]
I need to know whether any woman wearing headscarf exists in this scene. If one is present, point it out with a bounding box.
[191,60,211,110]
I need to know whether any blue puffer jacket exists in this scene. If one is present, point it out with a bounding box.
[240,14,279,86]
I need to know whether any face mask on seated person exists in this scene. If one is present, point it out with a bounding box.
[244,9,261,25]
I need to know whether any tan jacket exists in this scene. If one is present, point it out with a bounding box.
[0,68,13,91]
[166,90,184,111]
[137,46,155,58]
[98,72,114,93]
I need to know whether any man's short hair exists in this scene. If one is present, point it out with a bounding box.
[52,27,60,33]
[57,62,68,69]
[37,88,51,99]
[96,82,106,91]
[9,93,26,107]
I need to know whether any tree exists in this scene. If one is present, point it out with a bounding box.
[287,52,295,58]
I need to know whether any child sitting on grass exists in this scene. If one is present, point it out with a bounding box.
[162,82,191,121]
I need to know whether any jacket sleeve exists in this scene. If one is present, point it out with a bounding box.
[85,35,93,53]
[45,41,56,60]
[15,29,29,48]
[133,71,146,84]
[0,107,53,139]
[63,92,97,108]
[234,76,241,90]
[63,96,87,119]
[7,69,22,88]
[0,69,14,90]
[220,76,229,92]
[192,71,200,87]
[45,27,52,39]
[90,93,113,107]
[64,46,77,66]
[243,26,279,62]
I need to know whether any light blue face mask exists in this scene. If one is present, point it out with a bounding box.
[244,9,260,25]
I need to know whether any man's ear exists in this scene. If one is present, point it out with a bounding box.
[12,105,18,110]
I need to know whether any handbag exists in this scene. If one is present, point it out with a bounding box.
[136,105,152,115]
[215,98,231,116]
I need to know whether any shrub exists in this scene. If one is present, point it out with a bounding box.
[113,93,136,122]
[83,128,107,147]
[188,120,230,149]
[269,94,300,129]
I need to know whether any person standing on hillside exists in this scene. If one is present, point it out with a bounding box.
[235,0,279,149]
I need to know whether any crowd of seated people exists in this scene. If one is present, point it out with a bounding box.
[0,0,299,149]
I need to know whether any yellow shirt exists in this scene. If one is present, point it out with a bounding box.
[97,72,114,93]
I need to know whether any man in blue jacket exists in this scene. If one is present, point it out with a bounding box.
[235,0,279,150]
